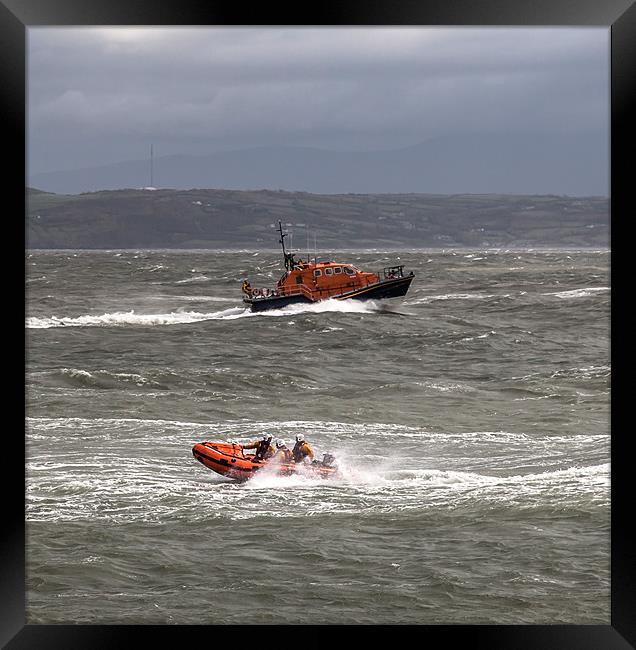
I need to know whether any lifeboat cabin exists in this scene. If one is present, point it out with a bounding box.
[242,222,414,312]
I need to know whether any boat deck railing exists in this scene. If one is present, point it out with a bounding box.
[382,265,406,279]
[249,283,315,300]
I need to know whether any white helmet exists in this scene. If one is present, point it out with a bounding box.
[276,439,286,448]
[295,433,305,442]
[262,434,273,441]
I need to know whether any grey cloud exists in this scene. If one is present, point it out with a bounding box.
[27,27,608,184]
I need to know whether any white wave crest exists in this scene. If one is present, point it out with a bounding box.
[546,287,609,299]
[252,298,383,317]
[26,308,247,328]
[408,292,495,304]
[26,297,391,328]
[175,275,211,284]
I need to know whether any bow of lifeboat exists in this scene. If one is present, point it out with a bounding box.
[192,441,263,481]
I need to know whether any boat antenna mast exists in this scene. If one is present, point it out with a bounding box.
[278,220,295,271]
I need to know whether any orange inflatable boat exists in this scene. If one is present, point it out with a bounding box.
[192,441,339,481]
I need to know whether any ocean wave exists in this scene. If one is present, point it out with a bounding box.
[25,308,246,328]
[413,380,476,393]
[168,295,237,303]
[26,456,610,523]
[455,330,497,343]
[26,416,607,452]
[137,265,167,272]
[545,287,609,299]
[550,365,610,380]
[25,297,392,328]
[175,275,211,284]
[54,368,167,389]
[25,415,214,431]
[248,298,386,318]
[407,292,496,304]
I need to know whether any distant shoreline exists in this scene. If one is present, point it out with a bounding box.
[27,187,609,250]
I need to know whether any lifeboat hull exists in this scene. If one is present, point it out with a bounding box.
[244,273,414,312]
[192,441,339,481]
[243,293,312,312]
[335,273,414,301]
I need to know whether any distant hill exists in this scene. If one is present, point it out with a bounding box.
[28,133,608,197]
[26,187,609,250]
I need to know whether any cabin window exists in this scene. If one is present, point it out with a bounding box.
[313,269,322,277]
[344,267,355,275]
[334,267,342,274]
[325,268,333,275]
[296,276,303,284]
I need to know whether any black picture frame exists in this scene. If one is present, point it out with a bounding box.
[8,0,634,647]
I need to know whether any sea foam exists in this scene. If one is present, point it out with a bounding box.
[26,299,387,328]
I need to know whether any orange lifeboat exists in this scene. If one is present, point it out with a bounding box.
[242,221,414,312]
[192,441,340,482]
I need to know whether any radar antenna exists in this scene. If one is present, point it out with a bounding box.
[278,220,296,271]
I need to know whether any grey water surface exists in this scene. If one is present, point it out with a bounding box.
[25,248,610,624]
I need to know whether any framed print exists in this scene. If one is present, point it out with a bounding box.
[8,0,635,647]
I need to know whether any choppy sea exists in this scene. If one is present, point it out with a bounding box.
[25,248,610,624]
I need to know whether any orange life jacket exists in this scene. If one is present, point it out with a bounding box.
[274,447,293,462]
[292,440,314,462]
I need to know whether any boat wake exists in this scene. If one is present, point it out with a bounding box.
[247,298,390,317]
[26,299,398,328]
[26,308,245,328]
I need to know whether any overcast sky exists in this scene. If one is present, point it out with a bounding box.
[27,27,608,175]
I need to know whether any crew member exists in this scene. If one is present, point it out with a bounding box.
[272,439,293,463]
[321,453,337,467]
[292,433,315,463]
[242,434,275,461]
